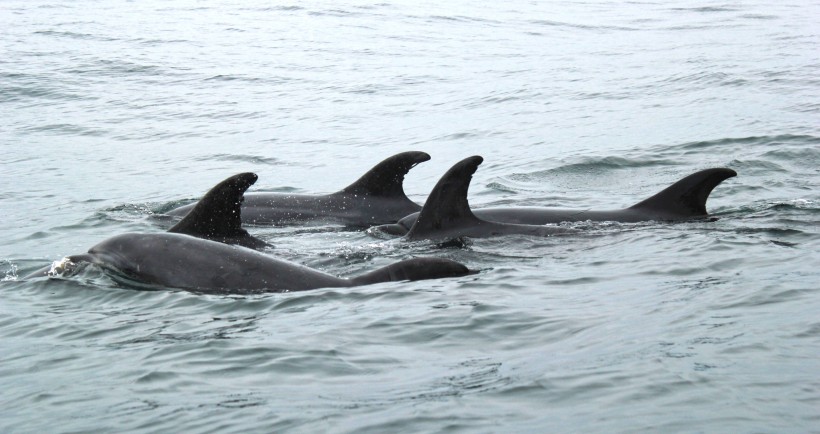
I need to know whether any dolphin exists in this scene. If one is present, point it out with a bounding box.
[378,158,737,237]
[37,233,471,293]
[167,151,430,227]
[27,173,472,293]
[401,156,578,241]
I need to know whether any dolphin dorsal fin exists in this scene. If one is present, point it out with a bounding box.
[339,151,430,198]
[406,156,484,240]
[169,172,258,239]
[628,168,737,217]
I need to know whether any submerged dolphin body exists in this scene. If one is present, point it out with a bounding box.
[378,160,737,237]
[168,151,431,227]
[28,173,472,292]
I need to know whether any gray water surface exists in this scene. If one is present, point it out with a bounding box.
[2,1,819,432]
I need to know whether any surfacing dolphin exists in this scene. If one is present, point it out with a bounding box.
[167,151,431,227]
[27,173,472,293]
[400,156,579,241]
[36,233,471,293]
[377,160,737,237]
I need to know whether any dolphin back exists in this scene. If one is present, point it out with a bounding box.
[350,257,473,286]
[628,168,737,218]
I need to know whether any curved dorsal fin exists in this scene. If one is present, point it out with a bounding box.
[406,156,484,240]
[169,172,258,239]
[629,168,737,217]
[340,151,430,198]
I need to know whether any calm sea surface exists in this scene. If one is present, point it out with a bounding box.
[1,1,819,432]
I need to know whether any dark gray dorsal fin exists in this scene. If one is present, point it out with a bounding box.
[406,156,484,239]
[628,168,737,217]
[169,172,258,239]
[340,151,430,198]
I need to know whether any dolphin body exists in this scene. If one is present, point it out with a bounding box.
[27,173,472,293]
[378,157,737,238]
[49,233,470,293]
[167,151,430,227]
[400,156,578,241]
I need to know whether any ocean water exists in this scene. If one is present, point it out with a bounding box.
[1,0,819,432]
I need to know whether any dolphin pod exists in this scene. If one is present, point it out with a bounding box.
[377,157,737,239]
[28,152,738,292]
[167,151,430,227]
[27,172,472,293]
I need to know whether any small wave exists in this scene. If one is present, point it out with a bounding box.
[462,89,536,108]
[192,154,281,165]
[760,148,820,169]
[0,86,86,103]
[434,131,483,141]
[33,30,118,42]
[740,13,779,20]
[135,38,191,46]
[0,72,91,102]
[723,288,811,309]
[529,19,637,32]
[215,395,266,409]
[677,134,819,151]
[307,9,359,17]
[793,323,820,339]
[725,159,787,174]
[204,74,265,83]
[769,240,798,248]
[424,15,503,25]
[22,123,108,137]
[663,24,742,31]
[238,5,304,12]
[669,6,739,13]
[340,82,398,95]
[752,199,818,212]
[508,156,675,182]
[661,71,748,87]
[156,6,211,12]
[485,181,525,194]
[728,201,819,224]
[788,102,820,113]
[61,59,166,77]
[571,89,634,100]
